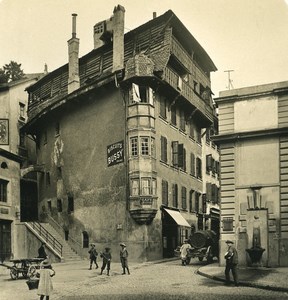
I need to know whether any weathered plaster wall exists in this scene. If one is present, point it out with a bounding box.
[234,96,278,132]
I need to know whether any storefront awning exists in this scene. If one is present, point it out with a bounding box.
[163,208,191,228]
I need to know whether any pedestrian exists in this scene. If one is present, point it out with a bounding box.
[100,247,112,276]
[224,240,239,286]
[120,243,130,275]
[38,242,48,259]
[37,258,55,300]
[179,239,192,266]
[88,243,99,270]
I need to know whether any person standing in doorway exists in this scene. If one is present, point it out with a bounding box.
[224,240,239,286]
[120,243,130,275]
[38,242,48,259]
[88,243,99,270]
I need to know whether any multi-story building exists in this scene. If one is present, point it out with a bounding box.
[0,74,42,261]
[213,81,288,267]
[23,6,218,261]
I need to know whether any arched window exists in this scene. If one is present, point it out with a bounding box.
[82,231,89,248]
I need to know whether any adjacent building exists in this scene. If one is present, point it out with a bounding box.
[0,74,43,261]
[213,81,288,267]
[23,7,219,261]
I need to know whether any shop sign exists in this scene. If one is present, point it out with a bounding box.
[107,140,124,167]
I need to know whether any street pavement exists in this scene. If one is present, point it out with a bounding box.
[197,262,288,292]
[0,258,288,299]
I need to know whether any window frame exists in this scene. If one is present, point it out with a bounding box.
[0,179,8,202]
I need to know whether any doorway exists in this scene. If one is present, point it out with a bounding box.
[0,220,12,262]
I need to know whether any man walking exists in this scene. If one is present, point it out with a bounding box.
[224,240,239,286]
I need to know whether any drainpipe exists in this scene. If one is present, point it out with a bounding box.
[68,13,80,94]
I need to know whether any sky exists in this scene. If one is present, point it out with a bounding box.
[1,0,288,97]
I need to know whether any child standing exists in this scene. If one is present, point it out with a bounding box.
[37,259,55,300]
[120,243,130,275]
[100,247,112,276]
[88,243,99,270]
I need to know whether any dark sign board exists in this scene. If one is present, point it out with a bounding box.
[107,140,124,167]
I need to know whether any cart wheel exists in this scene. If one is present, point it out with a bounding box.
[198,257,203,262]
[22,270,29,278]
[10,267,18,280]
[27,266,36,279]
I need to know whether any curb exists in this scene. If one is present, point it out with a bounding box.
[196,268,288,293]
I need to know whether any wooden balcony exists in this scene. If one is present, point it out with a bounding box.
[163,67,213,124]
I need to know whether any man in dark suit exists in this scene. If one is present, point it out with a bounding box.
[224,240,239,286]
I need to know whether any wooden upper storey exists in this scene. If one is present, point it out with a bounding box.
[26,10,217,126]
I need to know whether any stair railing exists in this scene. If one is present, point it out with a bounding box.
[28,222,63,256]
[46,215,82,255]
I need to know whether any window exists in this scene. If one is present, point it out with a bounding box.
[189,120,195,139]
[141,137,149,155]
[43,131,47,145]
[172,142,185,170]
[0,179,8,202]
[19,103,25,120]
[141,178,151,195]
[160,136,167,163]
[130,178,139,196]
[160,97,167,119]
[172,184,178,208]
[223,217,233,231]
[48,200,52,212]
[55,122,60,135]
[57,199,62,212]
[68,196,74,213]
[151,137,156,158]
[206,154,212,173]
[162,180,168,206]
[195,192,200,213]
[196,126,201,144]
[206,182,212,202]
[196,157,202,179]
[1,162,8,169]
[180,110,185,131]
[57,167,62,179]
[190,153,195,176]
[46,172,50,186]
[181,186,187,210]
[131,84,154,105]
[171,105,177,126]
[152,178,157,195]
[19,133,25,147]
[189,190,194,213]
[130,137,138,156]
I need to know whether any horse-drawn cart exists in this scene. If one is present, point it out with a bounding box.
[0,258,44,280]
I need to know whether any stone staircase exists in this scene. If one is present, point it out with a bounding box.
[26,222,82,262]
[40,223,82,261]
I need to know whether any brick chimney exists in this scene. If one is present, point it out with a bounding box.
[112,5,125,73]
[68,13,80,94]
[93,5,125,73]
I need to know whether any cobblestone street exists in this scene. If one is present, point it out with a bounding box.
[1,259,288,300]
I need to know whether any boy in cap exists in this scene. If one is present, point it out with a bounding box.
[224,240,239,286]
[100,247,112,276]
[88,243,99,270]
[120,243,130,275]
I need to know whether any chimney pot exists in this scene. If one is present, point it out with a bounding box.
[153,12,157,19]
[72,13,77,38]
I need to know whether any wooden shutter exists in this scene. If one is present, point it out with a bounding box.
[172,141,178,167]
[178,144,184,168]
[190,153,195,176]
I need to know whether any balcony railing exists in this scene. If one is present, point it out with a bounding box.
[163,67,213,122]
[171,37,192,71]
